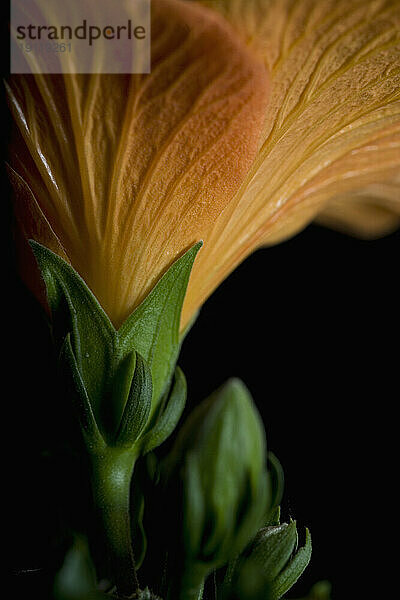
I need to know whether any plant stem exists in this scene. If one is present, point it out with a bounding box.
[168,563,205,600]
[91,448,139,598]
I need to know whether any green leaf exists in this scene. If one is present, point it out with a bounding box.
[30,241,117,437]
[140,366,187,454]
[117,242,202,417]
[270,528,312,600]
[115,352,152,448]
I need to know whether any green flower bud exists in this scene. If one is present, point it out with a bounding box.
[251,522,299,579]
[224,521,312,600]
[164,378,270,598]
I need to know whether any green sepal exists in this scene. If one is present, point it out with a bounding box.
[140,366,187,454]
[30,240,116,436]
[265,506,281,528]
[265,452,284,526]
[268,452,284,510]
[31,240,200,452]
[114,352,153,448]
[60,333,104,452]
[269,528,312,600]
[221,523,311,600]
[222,507,283,588]
[117,242,202,417]
[250,522,298,581]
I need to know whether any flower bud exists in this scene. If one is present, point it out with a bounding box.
[224,521,312,600]
[164,378,270,596]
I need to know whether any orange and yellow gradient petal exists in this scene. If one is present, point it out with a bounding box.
[8,0,269,328]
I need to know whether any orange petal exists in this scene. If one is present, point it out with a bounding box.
[7,164,70,314]
[8,0,270,327]
[315,178,400,239]
[181,0,400,327]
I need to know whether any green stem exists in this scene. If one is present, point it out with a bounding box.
[91,448,139,598]
[168,563,205,600]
